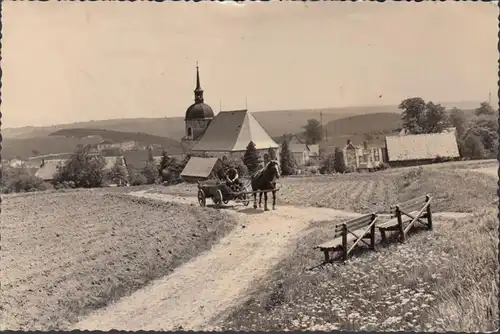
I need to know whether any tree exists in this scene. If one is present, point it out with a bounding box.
[449,108,468,138]
[333,147,347,173]
[107,158,129,186]
[158,150,173,181]
[53,145,106,188]
[463,134,486,159]
[474,101,496,117]
[319,153,335,174]
[302,119,323,144]
[279,139,296,176]
[398,97,449,134]
[243,141,261,173]
[141,160,159,184]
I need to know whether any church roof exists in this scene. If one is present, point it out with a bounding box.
[190,110,279,152]
[185,102,214,121]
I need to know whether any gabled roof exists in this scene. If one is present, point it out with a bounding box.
[190,110,279,152]
[35,159,67,180]
[180,157,221,178]
[385,131,460,162]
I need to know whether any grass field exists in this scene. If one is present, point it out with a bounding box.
[278,167,497,213]
[209,166,498,331]
[1,190,237,330]
[214,208,498,332]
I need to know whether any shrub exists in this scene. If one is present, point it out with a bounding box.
[243,141,261,174]
[319,153,335,174]
[1,166,50,194]
[53,146,106,188]
[279,139,296,176]
[106,158,129,186]
[141,161,159,184]
[333,148,347,173]
[129,170,147,186]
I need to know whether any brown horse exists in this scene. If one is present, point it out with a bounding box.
[251,160,280,211]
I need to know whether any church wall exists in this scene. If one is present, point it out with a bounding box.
[192,148,280,163]
[185,119,212,140]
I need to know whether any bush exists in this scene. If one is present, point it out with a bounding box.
[53,146,107,188]
[141,161,159,184]
[319,153,335,174]
[1,166,50,194]
[129,170,147,186]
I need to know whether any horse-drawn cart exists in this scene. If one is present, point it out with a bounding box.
[197,179,251,208]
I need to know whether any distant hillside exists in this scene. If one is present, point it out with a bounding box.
[2,105,401,141]
[2,136,104,160]
[324,112,403,137]
[49,128,183,151]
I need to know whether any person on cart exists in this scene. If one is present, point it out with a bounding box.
[226,167,242,192]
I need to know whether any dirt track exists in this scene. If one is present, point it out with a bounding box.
[73,191,362,331]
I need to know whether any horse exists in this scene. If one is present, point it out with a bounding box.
[251,160,280,211]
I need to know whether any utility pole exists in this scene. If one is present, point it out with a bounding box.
[489,91,492,105]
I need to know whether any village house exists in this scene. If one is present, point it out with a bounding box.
[279,134,320,166]
[343,139,386,172]
[180,65,280,161]
[97,140,140,152]
[385,130,460,167]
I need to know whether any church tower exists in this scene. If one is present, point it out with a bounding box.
[182,65,214,145]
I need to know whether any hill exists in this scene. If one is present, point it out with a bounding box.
[49,128,183,151]
[2,105,401,141]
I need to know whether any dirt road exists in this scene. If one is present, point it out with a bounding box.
[73,191,361,331]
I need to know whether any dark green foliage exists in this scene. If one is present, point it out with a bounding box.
[106,157,129,186]
[399,97,449,134]
[302,119,323,144]
[53,145,106,188]
[0,166,49,194]
[319,153,336,174]
[279,139,296,176]
[243,141,261,173]
[333,147,347,173]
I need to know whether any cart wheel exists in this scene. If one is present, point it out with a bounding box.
[242,193,250,206]
[198,189,206,207]
[223,199,229,204]
[213,189,223,208]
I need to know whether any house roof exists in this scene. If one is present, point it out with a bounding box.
[35,159,67,180]
[180,157,221,178]
[190,110,279,152]
[385,132,460,162]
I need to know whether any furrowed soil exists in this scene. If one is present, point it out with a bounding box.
[1,191,238,330]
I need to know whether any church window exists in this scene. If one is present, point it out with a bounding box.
[187,127,192,137]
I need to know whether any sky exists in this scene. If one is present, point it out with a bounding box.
[2,1,498,128]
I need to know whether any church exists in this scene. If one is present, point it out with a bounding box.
[180,66,279,160]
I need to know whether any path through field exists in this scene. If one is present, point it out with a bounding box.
[472,166,498,178]
[73,191,362,331]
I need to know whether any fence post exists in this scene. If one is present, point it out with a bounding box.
[396,206,405,242]
[342,224,348,262]
[370,213,377,250]
[425,195,433,230]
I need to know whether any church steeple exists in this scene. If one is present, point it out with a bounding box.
[194,63,204,104]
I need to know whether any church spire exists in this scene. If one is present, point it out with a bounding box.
[194,62,204,104]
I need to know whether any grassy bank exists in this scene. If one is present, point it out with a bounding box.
[213,208,498,332]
